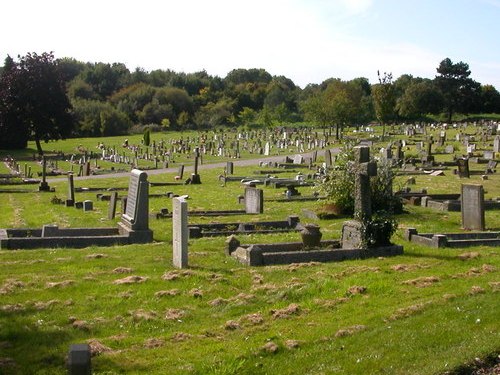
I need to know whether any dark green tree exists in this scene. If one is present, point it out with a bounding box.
[0,52,73,153]
[372,71,396,139]
[396,80,443,120]
[480,84,500,113]
[435,58,481,122]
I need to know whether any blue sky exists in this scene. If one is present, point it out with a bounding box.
[1,0,499,89]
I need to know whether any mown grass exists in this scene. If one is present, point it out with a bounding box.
[0,126,499,374]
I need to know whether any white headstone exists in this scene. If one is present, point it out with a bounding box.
[172,197,188,268]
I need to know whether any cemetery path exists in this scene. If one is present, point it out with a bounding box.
[46,150,338,183]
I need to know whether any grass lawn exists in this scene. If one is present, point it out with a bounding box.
[0,126,499,374]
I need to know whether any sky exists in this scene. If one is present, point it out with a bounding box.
[1,0,499,89]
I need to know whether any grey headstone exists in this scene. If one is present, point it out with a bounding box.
[121,169,149,231]
[293,154,304,164]
[461,184,485,230]
[172,197,188,268]
[107,192,118,220]
[244,187,264,214]
[226,161,234,175]
[457,158,470,178]
[324,149,332,168]
[493,135,500,153]
[67,343,91,375]
[83,200,93,212]
[66,173,75,207]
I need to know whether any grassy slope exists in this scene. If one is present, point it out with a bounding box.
[0,127,499,374]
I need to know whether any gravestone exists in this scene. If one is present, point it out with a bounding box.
[461,184,485,230]
[341,146,377,249]
[172,197,188,268]
[244,187,264,214]
[39,157,51,191]
[66,173,75,207]
[83,200,93,212]
[264,142,270,156]
[494,135,500,153]
[457,158,470,178]
[117,169,153,242]
[107,191,118,220]
[226,161,234,175]
[67,344,91,375]
[445,145,454,154]
[293,154,304,164]
[190,148,201,184]
[177,164,185,179]
[324,149,332,168]
[483,150,494,160]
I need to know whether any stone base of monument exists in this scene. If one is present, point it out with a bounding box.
[38,182,53,192]
[117,222,153,243]
[226,236,403,266]
[0,224,152,250]
[188,173,201,184]
[404,228,500,248]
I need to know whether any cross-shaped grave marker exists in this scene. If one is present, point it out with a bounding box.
[352,146,377,221]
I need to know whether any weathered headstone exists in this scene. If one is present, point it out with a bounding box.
[461,184,485,230]
[66,173,75,207]
[118,169,153,242]
[107,191,118,220]
[493,135,500,153]
[341,146,377,249]
[172,197,188,268]
[324,149,332,168]
[67,344,91,375]
[177,164,185,179]
[264,142,270,156]
[83,200,93,212]
[226,161,234,175]
[244,187,264,214]
[457,158,470,178]
[293,154,304,165]
[190,147,201,184]
[39,157,51,191]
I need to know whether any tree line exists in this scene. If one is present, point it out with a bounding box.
[1,52,499,152]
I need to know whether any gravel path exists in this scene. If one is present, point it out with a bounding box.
[46,150,337,183]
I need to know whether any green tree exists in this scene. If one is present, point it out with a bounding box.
[434,58,481,122]
[372,71,396,140]
[396,80,443,120]
[480,84,500,113]
[0,52,73,154]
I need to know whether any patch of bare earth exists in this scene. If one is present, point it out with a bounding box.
[0,279,25,295]
[455,264,497,278]
[386,302,432,321]
[261,341,279,353]
[33,299,60,310]
[458,252,481,260]
[86,253,107,259]
[347,286,367,295]
[271,303,301,319]
[189,288,203,298]
[130,309,158,321]
[155,289,180,297]
[113,276,148,285]
[335,324,366,337]
[335,266,381,279]
[286,262,322,272]
[87,339,113,356]
[165,309,186,320]
[144,338,165,348]
[285,339,301,349]
[469,286,486,295]
[72,320,91,331]
[402,276,440,288]
[391,263,430,272]
[46,280,74,288]
[489,281,500,291]
[161,270,194,281]
[314,297,350,308]
[171,332,192,342]
[112,267,133,273]
[0,304,25,312]
[118,291,134,299]
[241,313,264,325]
[224,320,241,330]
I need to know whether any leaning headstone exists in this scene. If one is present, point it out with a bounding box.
[67,344,91,375]
[445,145,454,154]
[177,164,185,179]
[172,197,188,268]
[461,184,485,230]
[457,158,470,178]
[244,187,264,214]
[107,192,118,220]
[118,169,153,242]
[324,149,332,169]
[66,173,75,207]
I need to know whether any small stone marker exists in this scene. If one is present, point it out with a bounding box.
[226,161,234,175]
[190,148,201,184]
[83,200,93,212]
[67,343,91,375]
[39,156,51,191]
[457,158,470,178]
[244,187,264,214]
[172,197,188,268]
[66,173,75,207]
[293,154,304,164]
[107,191,118,220]
[264,142,270,156]
[324,149,332,168]
[461,184,485,230]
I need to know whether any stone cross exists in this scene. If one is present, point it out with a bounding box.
[38,157,50,191]
[352,146,377,221]
[190,148,201,184]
